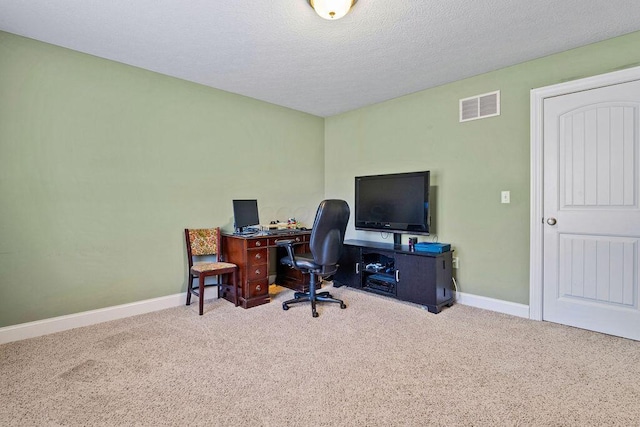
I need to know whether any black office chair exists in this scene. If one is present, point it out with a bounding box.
[277,199,350,317]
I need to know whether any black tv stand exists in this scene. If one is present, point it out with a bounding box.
[334,239,454,313]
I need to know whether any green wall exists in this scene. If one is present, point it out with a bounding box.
[2,29,640,328]
[0,32,325,327]
[324,30,640,305]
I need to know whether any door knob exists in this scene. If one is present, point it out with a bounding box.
[546,217,557,226]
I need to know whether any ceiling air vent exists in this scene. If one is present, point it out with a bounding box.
[459,90,500,122]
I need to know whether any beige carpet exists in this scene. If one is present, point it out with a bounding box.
[1,284,639,426]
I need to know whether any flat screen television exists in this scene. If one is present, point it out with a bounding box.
[232,199,260,234]
[355,171,430,245]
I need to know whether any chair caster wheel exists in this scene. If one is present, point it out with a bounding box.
[312,310,319,318]
[340,303,346,309]
[283,303,289,311]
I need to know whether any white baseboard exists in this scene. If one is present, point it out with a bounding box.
[0,293,187,345]
[455,292,530,319]
[1,290,531,345]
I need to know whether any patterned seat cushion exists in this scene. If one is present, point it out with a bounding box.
[191,261,237,274]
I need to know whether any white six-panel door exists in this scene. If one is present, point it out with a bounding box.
[542,79,640,340]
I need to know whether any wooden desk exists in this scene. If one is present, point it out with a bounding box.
[221,230,312,308]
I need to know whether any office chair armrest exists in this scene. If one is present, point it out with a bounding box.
[276,239,304,270]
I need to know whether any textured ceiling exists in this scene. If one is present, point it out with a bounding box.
[2,1,640,117]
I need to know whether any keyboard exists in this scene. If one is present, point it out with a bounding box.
[265,229,300,236]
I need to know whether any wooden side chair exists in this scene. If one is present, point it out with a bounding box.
[185,227,239,315]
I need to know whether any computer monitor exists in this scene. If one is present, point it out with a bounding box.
[232,199,260,233]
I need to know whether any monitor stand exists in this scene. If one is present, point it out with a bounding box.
[235,227,259,236]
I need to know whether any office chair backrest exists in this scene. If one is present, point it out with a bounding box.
[309,199,350,271]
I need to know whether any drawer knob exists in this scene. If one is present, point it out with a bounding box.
[255,253,262,259]
[256,285,261,291]
[255,241,261,246]
[255,269,261,275]
[295,237,300,242]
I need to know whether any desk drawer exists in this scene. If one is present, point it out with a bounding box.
[277,265,310,292]
[248,238,268,249]
[247,248,268,266]
[269,235,304,247]
[245,279,269,298]
[247,263,268,281]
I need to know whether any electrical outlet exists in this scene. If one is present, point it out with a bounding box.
[452,257,459,269]
[501,191,510,204]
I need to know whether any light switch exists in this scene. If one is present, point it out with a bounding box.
[501,191,510,204]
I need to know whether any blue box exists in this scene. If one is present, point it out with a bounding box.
[414,242,451,253]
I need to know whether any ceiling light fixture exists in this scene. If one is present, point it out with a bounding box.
[308,0,357,20]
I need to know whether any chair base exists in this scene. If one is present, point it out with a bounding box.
[186,283,221,315]
[282,276,346,317]
[186,271,238,315]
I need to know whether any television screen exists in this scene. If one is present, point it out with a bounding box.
[355,171,430,235]
[232,199,260,232]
